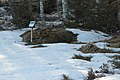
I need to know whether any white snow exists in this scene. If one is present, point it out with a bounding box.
[66,28,111,43]
[95,74,120,80]
[0,29,119,80]
[0,55,6,60]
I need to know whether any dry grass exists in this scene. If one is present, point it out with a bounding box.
[78,43,114,53]
[62,74,72,80]
[106,35,120,43]
[106,35,120,48]
[99,63,115,74]
[112,61,120,69]
[108,43,120,48]
[72,54,92,61]
[86,68,105,80]
[87,68,96,80]
[112,55,120,60]
[110,55,120,69]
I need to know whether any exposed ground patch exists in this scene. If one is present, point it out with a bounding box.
[78,43,114,53]
[106,35,120,48]
[31,45,47,48]
[110,55,120,69]
[72,54,92,61]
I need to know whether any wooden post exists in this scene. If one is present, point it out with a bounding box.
[29,21,35,43]
[31,27,33,42]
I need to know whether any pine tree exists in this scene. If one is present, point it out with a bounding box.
[68,0,119,33]
[68,0,96,27]
[9,0,33,28]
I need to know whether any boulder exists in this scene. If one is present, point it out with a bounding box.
[20,28,78,44]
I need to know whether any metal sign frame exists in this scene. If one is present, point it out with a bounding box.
[29,21,36,28]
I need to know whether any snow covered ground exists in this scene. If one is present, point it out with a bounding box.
[66,28,111,43]
[0,29,119,80]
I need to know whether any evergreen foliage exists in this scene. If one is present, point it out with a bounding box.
[68,0,120,33]
[11,0,34,28]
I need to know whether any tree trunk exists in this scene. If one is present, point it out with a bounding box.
[40,0,45,26]
[8,0,15,20]
[62,0,69,21]
[117,0,120,26]
[96,0,99,3]
[29,0,32,15]
[56,0,61,19]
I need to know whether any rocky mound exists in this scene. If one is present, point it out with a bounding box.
[20,28,78,44]
[78,43,114,53]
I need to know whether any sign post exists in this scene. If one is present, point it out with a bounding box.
[29,21,36,43]
[31,27,33,42]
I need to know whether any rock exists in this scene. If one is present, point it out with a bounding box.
[20,28,78,44]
